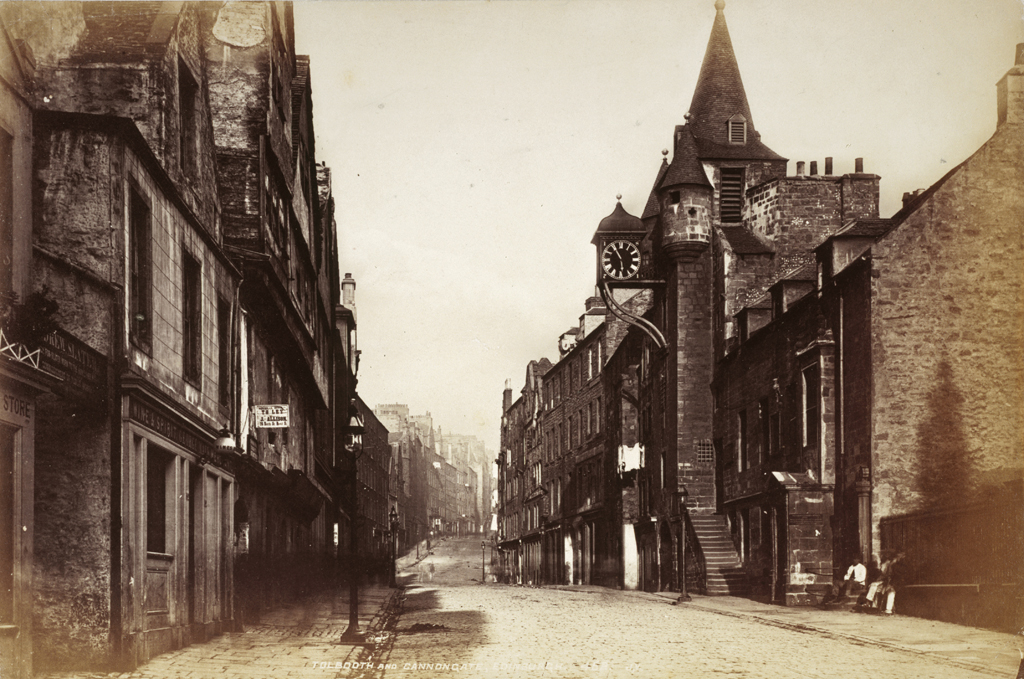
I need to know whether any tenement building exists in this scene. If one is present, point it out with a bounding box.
[500,2,1022,628]
[0,3,373,674]
[498,284,647,587]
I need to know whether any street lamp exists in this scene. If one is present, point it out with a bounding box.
[389,505,399,588]
[340,401,366,644]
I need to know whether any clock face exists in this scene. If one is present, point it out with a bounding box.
[602,240,641,280]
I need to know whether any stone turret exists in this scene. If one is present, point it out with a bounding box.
[657,125,713,259]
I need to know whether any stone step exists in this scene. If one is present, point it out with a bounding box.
[689,514,750,596]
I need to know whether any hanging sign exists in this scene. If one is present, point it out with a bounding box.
[253,404,289,428]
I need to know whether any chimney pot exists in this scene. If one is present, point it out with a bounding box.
[1016,43,1024,66]
[855,157,864,173]
[796,161,805,176]
[825,157,833,175]
[810,161,818,176]
[342,273,356,307]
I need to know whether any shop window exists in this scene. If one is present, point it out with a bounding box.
[147,447,174,554]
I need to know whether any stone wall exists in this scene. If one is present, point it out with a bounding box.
[867,120,1024,554]
[33,394,112,670]
[668,249,715,511]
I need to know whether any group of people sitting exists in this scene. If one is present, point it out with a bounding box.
[822,552,904,615]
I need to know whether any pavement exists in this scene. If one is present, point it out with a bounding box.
[35,539,1022,678]
[648,588,1020,677]
[35,580,406,678]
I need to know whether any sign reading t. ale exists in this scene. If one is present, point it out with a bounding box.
[253,404,289,428]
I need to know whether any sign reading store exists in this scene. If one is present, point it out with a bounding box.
[1,388,32,427]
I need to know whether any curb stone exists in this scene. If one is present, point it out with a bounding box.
[670,598,1006,678]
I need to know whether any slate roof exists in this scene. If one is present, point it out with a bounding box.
[720,226,773,255]
[641,157,670,221]
[779,261,817,282]
[695,136,786,162]
[834,218,895,239]
[686,2,785,162]
[659,125,713,190]
[594,201,645,236]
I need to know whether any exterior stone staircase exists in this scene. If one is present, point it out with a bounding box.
[689,514,750,596]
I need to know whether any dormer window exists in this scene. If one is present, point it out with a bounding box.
[727,114,747,144]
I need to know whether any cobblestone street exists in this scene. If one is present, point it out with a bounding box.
[368,538,1019,679]
[37,537,1021,679]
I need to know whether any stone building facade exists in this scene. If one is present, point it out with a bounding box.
[0,2,373,672]
[0,7,49,676]
[202,1,343,624]
[498,288,642,588]
[498,3,1022,622]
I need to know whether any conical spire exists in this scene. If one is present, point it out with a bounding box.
[685,1,784,161]
[687,1,754,145]
[641,151,671,222]
[659,126,713,191]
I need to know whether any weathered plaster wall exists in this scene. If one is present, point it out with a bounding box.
[33,395,112,670]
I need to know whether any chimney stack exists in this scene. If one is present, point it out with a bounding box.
[342,273,356,307]
[996,43,1024,128]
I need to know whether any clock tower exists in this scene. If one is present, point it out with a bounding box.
[590,197,655,286]
[591,197,667,349]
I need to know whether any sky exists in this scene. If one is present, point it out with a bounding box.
[294,0,1024,454]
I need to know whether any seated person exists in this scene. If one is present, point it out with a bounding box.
[863,552,902,613]
[824,556,866,604]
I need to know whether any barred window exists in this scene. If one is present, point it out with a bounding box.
[694,439,714,465]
